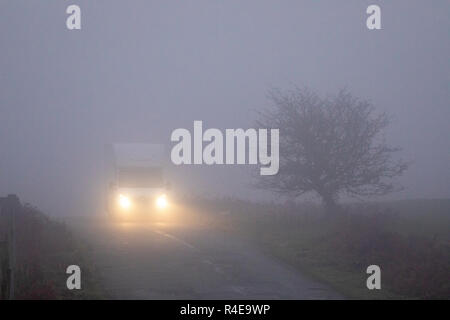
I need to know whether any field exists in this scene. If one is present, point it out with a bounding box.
[189,197,450,299]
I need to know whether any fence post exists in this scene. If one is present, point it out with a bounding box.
[0,234,7,299]
[3,195,19,300]
[0,196,7,299]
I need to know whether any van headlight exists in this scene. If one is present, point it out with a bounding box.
[118,194,132,210]
[156,194,168,209]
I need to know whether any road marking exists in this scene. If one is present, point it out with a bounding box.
[202,259,225,275]
[231,286,246,296]
[150,227,230,278]
[152,229,197,251]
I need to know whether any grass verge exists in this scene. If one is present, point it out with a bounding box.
[189,197,450,299]
[0,202,107,299]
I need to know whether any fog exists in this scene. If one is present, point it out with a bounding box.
[0,0,449,216]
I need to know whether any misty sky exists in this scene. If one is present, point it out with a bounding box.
[1,1,449,216]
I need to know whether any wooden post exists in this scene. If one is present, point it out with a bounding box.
[0,196,8,299]
[4,195,19,300]
[0,237,7,299]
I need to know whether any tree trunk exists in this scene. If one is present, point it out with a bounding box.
[321,193,339,215]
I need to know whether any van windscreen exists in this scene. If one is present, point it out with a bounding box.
[117,167,163,188]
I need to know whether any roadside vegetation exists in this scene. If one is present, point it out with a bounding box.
[0,201,106,299]
[204,87,447,299]
[188,197,450,299]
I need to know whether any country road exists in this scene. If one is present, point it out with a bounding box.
[67,208,342,299]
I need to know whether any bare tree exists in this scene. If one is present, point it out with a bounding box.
[256,87,408,213]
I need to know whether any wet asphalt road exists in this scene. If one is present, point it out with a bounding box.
[69,208,341,299]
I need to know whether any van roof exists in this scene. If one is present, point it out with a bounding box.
[113,143,165,167]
